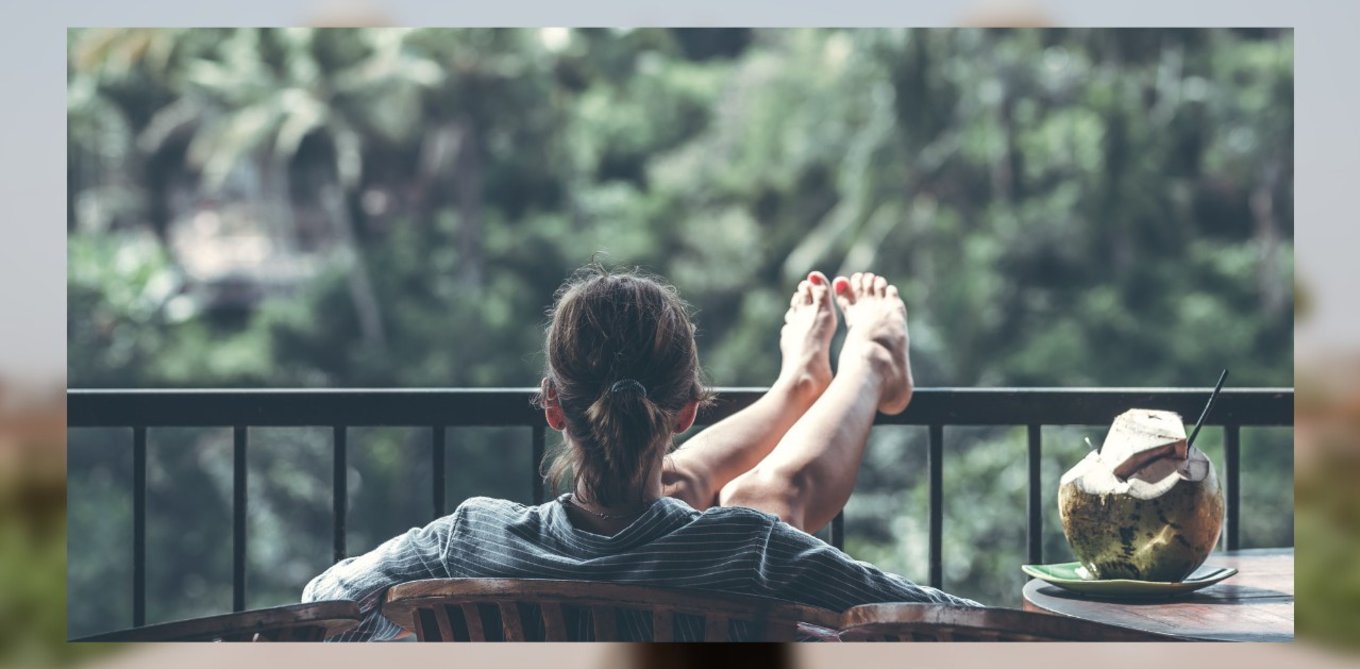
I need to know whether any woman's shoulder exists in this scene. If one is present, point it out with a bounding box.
[452,495,538,520]
[440,496,561,544]
[455,495,523,511]
[685,500,782,528]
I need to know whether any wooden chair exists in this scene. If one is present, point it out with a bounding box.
[837,603,1186,642]
[381,578,842,642]
[72,601,361,642]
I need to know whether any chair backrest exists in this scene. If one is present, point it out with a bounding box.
[382,578,842,642]
[837,603,1186,642]
[72,601,361,642]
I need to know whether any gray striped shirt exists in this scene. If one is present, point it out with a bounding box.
[302,494,979,641]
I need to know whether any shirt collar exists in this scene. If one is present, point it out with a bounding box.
[544,493,698,553]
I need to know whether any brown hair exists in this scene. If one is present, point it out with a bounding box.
[537,265,711,507]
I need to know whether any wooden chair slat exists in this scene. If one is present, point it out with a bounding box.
[461,604,486,641]
[704,614,729,642]
[430,605,455,642]
[499,602,525,641]
[411,609,431,641]
[591,606,618,641]
[652,608,673,642]
[541,602,567,640]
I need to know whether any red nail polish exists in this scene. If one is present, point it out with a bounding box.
[809,274,823,285]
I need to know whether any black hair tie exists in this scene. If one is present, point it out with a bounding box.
[609,379,647,397]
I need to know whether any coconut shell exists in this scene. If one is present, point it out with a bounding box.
[1059,448,1225,582]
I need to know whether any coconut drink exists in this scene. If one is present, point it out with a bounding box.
[1058,409,1225,582]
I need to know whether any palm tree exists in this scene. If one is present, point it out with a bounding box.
[94,28,445,351]
[68,28,209,239]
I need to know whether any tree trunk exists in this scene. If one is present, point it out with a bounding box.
[262,157,297,254]
[321,183,387,353]
[453,116,484,290]
[1252,159,1284,319]
[414,121,462,245]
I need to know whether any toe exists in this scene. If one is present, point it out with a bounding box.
[833,276,855,307]
[808,273,831,304]
[810,282,830,307]
[798,280,814,305]
[873,275,888,297]
[849,272,864,295]
[861,272,876,295]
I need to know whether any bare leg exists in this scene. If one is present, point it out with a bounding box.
[718,272,913,533]
[661,272,837,510]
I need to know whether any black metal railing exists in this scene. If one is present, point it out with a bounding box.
[68,386,1294,627]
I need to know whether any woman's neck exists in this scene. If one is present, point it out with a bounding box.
[563,461,665,535]
[568,443,667,507]
[562,492,657,536]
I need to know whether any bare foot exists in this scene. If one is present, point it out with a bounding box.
[833,272,914,415]
[778,271,837,401]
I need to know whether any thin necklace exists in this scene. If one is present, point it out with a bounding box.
[567,494,649,520]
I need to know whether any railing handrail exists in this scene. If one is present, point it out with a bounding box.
[68,386,1294,427]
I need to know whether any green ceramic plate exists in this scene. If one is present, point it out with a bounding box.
[1021,562,1238,598]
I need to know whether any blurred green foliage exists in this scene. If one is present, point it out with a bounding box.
[66,28,1293,640]
[1297,449,1360,649]
[2,449,105,665]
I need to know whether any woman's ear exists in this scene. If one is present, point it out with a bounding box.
[542,378,567,431]
[674,399,699,433]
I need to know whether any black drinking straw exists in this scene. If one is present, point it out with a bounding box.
[1186,369,1229,449]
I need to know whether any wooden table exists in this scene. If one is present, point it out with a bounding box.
[1022,548,1293,642]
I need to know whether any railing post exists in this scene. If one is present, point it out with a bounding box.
[232,426,247,612]
[433,426,446,520]
[133,426,146,627]
[1225,425,1241,551]
[532,425,546,505]
[333,426,347,563]
[928,424,943,590]
[1026,424,1042,566]
[831,512,845,550]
